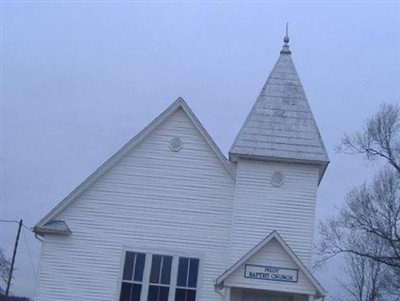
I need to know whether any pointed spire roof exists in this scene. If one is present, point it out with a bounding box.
[230,32,329,181]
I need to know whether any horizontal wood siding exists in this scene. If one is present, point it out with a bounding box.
[225,239,316,295]
[230,160,319,268]
[35,108,235,301]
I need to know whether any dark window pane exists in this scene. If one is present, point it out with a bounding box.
[188,259,199,288]
[177,258,189,286]
[150,255,162,283]
[159,286,170,301]
[120,283,132,301]
[161,256,172,285]
[187,289,196,301]
[175,289,196,301]
[120,283,142,301]
[134,253,146,282]
[175,289,186,301]
[123,252,135,281]
[148,285,158,301]
[148,285,169,301]
[131,284,142,301]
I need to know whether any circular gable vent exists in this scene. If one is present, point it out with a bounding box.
[169,137,183,152]
[271,171,285,187]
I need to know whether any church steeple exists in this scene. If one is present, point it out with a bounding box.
[229,33,329,182]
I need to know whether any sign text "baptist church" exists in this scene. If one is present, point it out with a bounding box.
[244,264,298,283]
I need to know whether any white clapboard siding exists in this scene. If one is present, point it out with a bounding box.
[230,160,319,268]
[35,108,235,301]
[225,238,316,296]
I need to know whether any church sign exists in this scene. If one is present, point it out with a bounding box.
[244,264,298,283]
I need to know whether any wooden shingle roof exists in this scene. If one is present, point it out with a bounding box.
[229,37,329,182]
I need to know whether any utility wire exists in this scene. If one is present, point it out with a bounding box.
[22,227,37,279]
[0,219,18,223]
[0,219,33,231]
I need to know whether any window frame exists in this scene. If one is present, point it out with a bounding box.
[119,251,146,301]
[175,257,200,301]
[116,247,204,301]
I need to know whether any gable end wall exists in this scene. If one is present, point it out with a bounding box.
[35,108,235,301]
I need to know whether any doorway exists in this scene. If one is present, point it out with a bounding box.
[242,290,293,301]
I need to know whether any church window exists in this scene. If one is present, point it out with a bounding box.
[175,257,199,301]
[148,255,173,301]
[119,252,200,301]
[120,252,146,301]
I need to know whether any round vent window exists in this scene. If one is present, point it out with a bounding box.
[169,137,183,152]
[271,171,285,187]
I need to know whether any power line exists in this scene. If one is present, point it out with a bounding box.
[0,219,19,223]
[0,219,33,231]
[22,227,37,279]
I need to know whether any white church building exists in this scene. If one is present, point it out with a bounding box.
[34,33,329,301]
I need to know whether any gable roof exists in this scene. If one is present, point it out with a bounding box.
[229,37,329,183]
[215,230,325,299]
[34,97,236,235]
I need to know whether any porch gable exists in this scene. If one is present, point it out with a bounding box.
[215,231,325,299]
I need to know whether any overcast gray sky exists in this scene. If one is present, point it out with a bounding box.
[1,1,399,299]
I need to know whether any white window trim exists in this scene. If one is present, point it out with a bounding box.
[116,246,205,301]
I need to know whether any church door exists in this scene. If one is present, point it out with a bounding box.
[242,290,293,301]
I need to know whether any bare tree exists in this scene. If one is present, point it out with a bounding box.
[0,248,11,295]
[318,103,400,298]
[340,103,400,173]
[319,166,400,268]
[337,240,396,301]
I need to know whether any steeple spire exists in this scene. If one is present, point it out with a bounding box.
[229,29,329,182]
[280,22,291,54]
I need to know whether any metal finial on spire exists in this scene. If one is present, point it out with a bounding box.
[283,22,289,44]
[280,22,291,54]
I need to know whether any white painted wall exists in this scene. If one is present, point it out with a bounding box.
[229,159,319,268]
[35,108,235,301]
[34,108,322,301]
